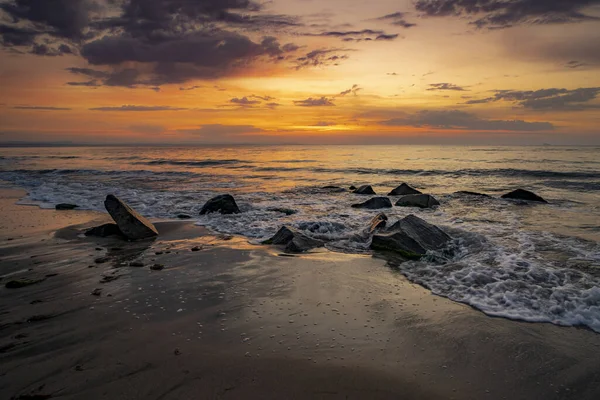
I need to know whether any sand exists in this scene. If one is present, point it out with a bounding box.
[1,188,600,400]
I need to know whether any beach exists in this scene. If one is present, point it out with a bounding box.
[1,187,600,399]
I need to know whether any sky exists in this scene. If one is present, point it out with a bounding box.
[0,0,599,145]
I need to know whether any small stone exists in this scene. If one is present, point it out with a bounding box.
[91,288,102,296]
[129,261,144,267]
[150,264,165,271]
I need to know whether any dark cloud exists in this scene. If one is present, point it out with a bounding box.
[375,33,400,41]
[465,87,600,110]
[339,84,361,96]
[265,102,280,108]
[66,80,100,87]
[179,85,203,91]
[376,12,417,28]
[313,121,335,126]
[178,124,264,136]
[294,97,336,107]
[30,43,73,56]
[13,106,71,110]
[382,109,554,131]
[307,29,400,41]
[427,83,468,91]
[414,0,600,29]
[230,97,261,106]
[295,48,351,69]
[565,60,585,69]
[89,105,188,111]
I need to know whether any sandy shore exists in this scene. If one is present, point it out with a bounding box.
[1,188,600,400]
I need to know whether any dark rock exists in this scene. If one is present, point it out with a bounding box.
[5,278,45,289]
[454,191,491,198]
[104,195,159,240]
[322,186,346,193]
[150,264,165,271]
[191,246,202,252]
[177,214,192,219]
[268,207,297,216]
[368,213,388,234]
[501,189,548,203]
[263,226,324,253]
[351,197,393,209]
[388,183,422,196]
[27,314,56,323]
[372,215,452,258]
[129,261,144,267]
[94,257,110,264]
[353,185,376,195]
[395,194,440,209]
[99,275,119,283]
[349,185,357,191]
[91,288,102,296]
[200,194,241,215]
[85,223,124,238]
[55,203,78,210]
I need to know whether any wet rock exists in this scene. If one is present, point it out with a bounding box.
[150,264,165,271]
[91,288,102,296]
[99,275,119,283]
[454,191,491,198]
[322,186,346,193]
[200,194,241,215]
[129,261,144,267]
[268,207,297,216]
[5,278,45,289]
[104,195,158,240]
[351,197,393,209]
[349,185,357,191]
[353,185,376,195]
[371,231,428,259]
[263,226,324,253]
[85,223,125,238]
[388,183,422,196]
[191,246,202,252]
[94,256,110,264]
[368,213,388,234]
[395,194,440,209]
[55,203,78,210]
[177,214,192,219]
[501,189,548,203]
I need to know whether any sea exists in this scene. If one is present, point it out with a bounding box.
[1,145,599,332]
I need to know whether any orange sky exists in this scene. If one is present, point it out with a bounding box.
[0,0,599,145]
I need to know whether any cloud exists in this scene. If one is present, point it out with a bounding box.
[381,109,554,131]
[230,97,261,106]
[339,84,362,96]
[179,85,203,91]
[13,106,71,110]
[178,124,264,136]
[89,105,188,112]
[427,83,467,91]
[376,12,417,28]
[30,43,74,56]
[295,48,351,69]
[129,125,165,134]
[465,87,600,110]
[294,97,336,107]
[307,29,401,41]
[313,121,335,126]
[414,0,600,29]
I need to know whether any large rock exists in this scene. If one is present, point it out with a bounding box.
[55,203,78,210]
[104,195,158,240]
[368,213,388,234]
[200,194,241,215]
[388,183,422,196]
[395,194,440,209]
[353,185,376,195]
[501,189,547,203]
[263,226,324,253]
[372,215,451,258]
[351,197,392,209]
[85,223,124,238]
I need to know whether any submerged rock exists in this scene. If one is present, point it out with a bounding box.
[263,226,324,253]
[322,185,346,192]
[55,203,78,210]
[372,215,451,258]
[351,197,393,209]
[368,213,388,234]
[5,278,45,289]
[454,191,491,198]
[501,189,548,203]
[388,183,422,196]
[268,207,297,216]
[349,185,357,191]
[353,185,376,195]
[395,194,440,209]
[176,214,192,219]
[104,195,158,240]
[85,223,124,238]
[200,194,241,215]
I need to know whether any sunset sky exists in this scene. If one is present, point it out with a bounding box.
[0,0,599,145]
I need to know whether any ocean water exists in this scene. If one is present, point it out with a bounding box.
[1,145,599,332]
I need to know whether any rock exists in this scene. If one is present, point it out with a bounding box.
[388,183,422,196]
[454,191,491,198]
[322,186,346,193]
[268,207,297,216]
[353,185,376,195]
[177,214,192,219]
[395,194,440,209]
[200,194,241,215]
[91,288,102,296]
[372,215,451,258]
[150,264,165,271]
[55,203,78,210]
[100,275,120,283]
[349,185,357,191]
[129,261,144,267]
[368,213,388,234]
[351,197,393,209]
[5,278,45,289]
[501,189,548,203]
[262,226,324,253]
[94,256,110,264]
[85,223,124,238]
[104,195,159,240]
[191,246,202,252]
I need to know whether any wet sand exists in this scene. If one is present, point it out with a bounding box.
[1,188,600,400]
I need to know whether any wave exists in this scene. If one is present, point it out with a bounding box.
[138,159,243,166]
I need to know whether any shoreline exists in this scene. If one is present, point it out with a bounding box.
[1,188,600,399]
